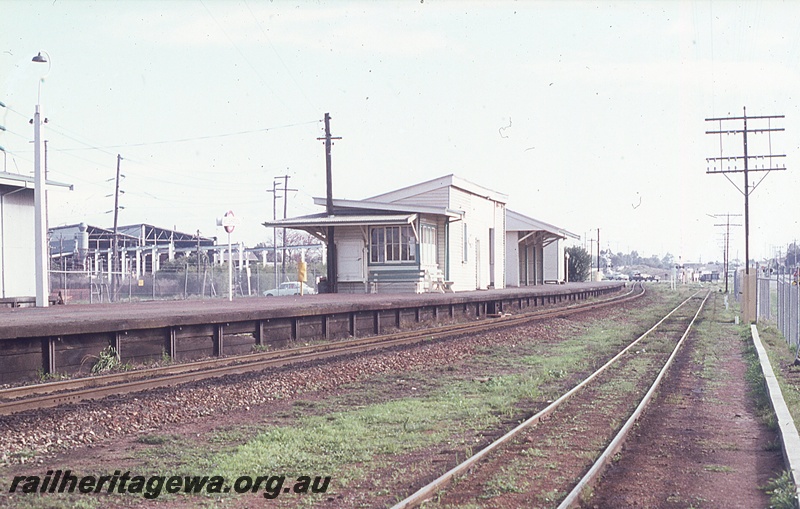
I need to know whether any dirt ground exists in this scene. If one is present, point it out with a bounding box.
[585,293,785,508]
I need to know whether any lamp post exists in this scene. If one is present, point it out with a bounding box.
[32,51,50,307]
[565,250,570,284]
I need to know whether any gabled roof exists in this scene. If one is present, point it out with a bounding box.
[366,174,507,204]
[506,209,580,241]
[310,197,464,219]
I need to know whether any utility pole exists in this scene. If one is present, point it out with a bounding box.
[267,181,280,288]
[111,154,122,302]
[706,107,786,321]
[317,113,341,293]
[196,229,202,293]
[709,213,742,294]
[597,228,600,279]
[275,174,297,282]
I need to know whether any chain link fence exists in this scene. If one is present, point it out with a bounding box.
[756,273,799,351]
[49,263,321,304]
[775,275,800,349]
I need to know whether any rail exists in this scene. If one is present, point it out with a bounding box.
[0,283,644,416]
[391,288,707,509]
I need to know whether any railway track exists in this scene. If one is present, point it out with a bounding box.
[392,289,709,508]
[0,283,645,416]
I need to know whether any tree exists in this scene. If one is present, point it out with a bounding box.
[567,246,592,282]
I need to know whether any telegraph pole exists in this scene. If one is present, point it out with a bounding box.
[596,228,600,279]
[317,113,341,293]
[706,107,786,321]
[705,108,786,274]
[709,213,742,293]
[275,174,297,282]
[267,181,280,288]
[111,154,122,301]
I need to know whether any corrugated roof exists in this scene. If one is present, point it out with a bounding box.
[310,197,464,218]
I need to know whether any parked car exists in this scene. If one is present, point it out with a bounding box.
[263,282,316,296]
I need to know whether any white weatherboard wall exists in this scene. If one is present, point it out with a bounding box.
[446,187,505,291]
[0,187,36,297]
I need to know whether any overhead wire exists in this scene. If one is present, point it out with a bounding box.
[198,0,288,111]
[242,0,319,115]
[51,119,320,152]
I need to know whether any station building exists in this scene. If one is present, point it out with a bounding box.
[264,174,578,294]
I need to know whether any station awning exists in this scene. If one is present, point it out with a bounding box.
[263,213,418,242]
[506,209,580,247]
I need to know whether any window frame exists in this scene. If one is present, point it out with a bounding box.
[369,225,417,264]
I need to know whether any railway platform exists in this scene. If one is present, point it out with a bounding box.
[0,282,624,384]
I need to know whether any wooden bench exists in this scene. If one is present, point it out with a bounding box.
[368,269,426,293]
[427,269,454,293]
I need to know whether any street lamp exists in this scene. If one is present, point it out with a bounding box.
[32,51,51,307]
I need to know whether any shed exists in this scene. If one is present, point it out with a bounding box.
[1,172,71,298]
[505,209,580,286]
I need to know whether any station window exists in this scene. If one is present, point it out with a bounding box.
[370,225,416,263]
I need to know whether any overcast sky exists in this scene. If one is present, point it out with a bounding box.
[2,0,798,264]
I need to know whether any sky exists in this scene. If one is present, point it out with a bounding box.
[2,0,799,265]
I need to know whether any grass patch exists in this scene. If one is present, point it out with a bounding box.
[703,464,735,473]
[763,471,798,509]
[0,494,101,509]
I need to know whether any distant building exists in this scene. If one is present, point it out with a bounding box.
[49,223,216,277]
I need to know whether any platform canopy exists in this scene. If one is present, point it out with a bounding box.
[263,212,418,243]
[506,209,580,247]
[263,197,465,243]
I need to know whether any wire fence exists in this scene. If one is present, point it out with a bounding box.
[756,274,799,351]
[49,263,322,304]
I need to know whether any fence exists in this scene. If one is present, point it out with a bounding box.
[49,262,321,304]
[756,274,800,350]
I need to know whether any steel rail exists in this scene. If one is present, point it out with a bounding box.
[557,290,710,508]
[390,289,704,509]
[1,284,645,416]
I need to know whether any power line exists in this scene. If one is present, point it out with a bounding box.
[199,0,287,111]
[52,119,321,152]
[705,107,786,275]
[242,0,318,114]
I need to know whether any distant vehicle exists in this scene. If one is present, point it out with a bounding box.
[631,272,659,282]
[263,282,316,296]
